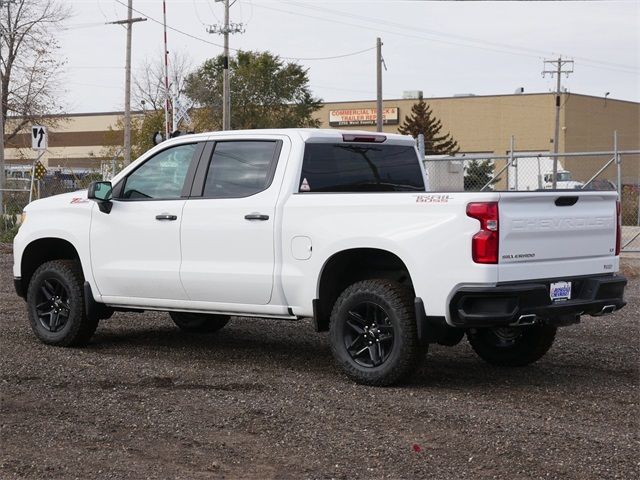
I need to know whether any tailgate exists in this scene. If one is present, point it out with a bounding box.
[499,191,618,265]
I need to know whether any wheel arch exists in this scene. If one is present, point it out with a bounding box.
[19,238,82,296]
[313,247,414,332]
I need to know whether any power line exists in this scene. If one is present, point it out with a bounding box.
[192,0,211,26]
[112,0,375,61]
[258,0,637,72]
[252,2,545,60]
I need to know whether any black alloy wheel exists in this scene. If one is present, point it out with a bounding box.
[467,324,557,367]
[489,327,523,348]
[27,260,98,346]
[34,277,71,333]
[343,301,394,368]
[329,279,425,386]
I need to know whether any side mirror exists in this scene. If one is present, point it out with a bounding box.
[88,181,113,213]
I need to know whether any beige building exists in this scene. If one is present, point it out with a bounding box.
[4,92,639,184]
[314,93,639,185]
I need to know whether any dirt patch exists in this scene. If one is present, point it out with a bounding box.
[1,251,638,479]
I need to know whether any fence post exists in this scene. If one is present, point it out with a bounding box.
[28,162,36,204]
[509,135,515,191]
[614,130,621,196]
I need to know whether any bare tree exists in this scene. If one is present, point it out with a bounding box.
[1,0,70,212]
[1,0,69,139]
[133,50,193,111]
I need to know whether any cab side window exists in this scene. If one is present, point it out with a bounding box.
[121,143,197,200]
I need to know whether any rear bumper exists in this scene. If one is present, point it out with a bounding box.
[449,274,627,328]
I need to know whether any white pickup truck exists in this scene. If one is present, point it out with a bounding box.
[13,129,627,385]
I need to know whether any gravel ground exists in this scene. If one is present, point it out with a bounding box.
[1,248,638,480]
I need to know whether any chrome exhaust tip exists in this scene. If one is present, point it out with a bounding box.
[597,305,617,315]
[510,314,538,326]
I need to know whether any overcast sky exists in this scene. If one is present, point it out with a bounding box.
[59,0,639,113]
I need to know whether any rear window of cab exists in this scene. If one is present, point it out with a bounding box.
[299,142,425,193]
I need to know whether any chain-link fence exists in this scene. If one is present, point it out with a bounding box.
[0,163,105,242]
[2,143,639,251]
[424,148,640,252]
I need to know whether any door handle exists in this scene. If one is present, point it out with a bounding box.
[244,213,269,221]
[155,214,178,221]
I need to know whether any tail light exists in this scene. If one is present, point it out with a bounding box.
[467,202,499,264]
[615,200,621,256]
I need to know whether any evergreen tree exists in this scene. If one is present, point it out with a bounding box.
[464,159,499,191]
[398,99,459,155]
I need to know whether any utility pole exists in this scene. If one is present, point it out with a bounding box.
[207,0,244,131]
[543,57,574,188]
[109,1,146,165]
[376,37,383,132]
[162,0,170,139]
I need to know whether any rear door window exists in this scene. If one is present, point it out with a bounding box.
[300,143,424,192]
[203,141,279,198]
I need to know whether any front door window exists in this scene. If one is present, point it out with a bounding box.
[121,143,197,199]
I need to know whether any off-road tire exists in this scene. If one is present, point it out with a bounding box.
[27,260,98,347]
[467,324,557,367]
[329,279,425,386]
[169,312,230,333]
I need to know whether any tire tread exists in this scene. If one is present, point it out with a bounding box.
[329,279,424,386]
[27,259,98,347]
[467,324,557,367]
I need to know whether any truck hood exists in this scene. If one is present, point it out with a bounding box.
[24,190,91,213]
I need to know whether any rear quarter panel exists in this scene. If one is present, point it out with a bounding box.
[281,191,501,317]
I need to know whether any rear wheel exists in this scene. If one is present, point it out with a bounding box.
[329,279,425,386]
[467,324,557,367]
[27,260,98,346]
[169,312,230,333]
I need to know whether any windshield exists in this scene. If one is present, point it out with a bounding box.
[557,172,572,182]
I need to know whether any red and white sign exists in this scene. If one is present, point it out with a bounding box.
[329,107,399,127]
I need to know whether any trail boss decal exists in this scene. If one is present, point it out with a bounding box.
[70,198,89,204]
[416,194,451,204]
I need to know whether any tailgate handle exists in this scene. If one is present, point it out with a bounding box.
[555,196,578,207]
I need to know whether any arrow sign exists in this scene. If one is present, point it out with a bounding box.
[31,125,47,150]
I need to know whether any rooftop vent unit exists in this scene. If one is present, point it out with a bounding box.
[402,90,423,99]
[453,93,476,97]
[514,87,524,94]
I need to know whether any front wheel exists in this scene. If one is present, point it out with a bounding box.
[169,312,230,333]
[467,324,557,367]
[329,279,425,386]
[27,260,98,347]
